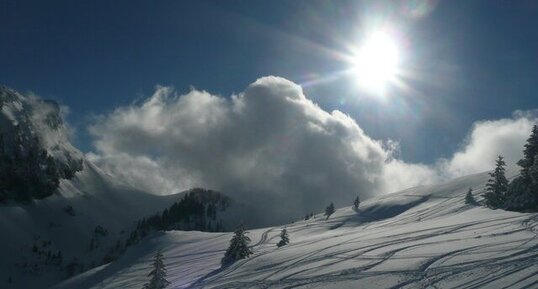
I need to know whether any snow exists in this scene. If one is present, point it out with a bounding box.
[1,86,240,289]
[2,84,537,288]
[53,172,538,289]
[0,161,183,289]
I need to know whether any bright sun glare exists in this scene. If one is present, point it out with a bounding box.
[352,30,400,94]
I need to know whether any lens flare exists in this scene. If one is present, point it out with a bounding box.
[352,30,400,94]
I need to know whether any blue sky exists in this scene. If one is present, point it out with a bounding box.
[2,0,538,164]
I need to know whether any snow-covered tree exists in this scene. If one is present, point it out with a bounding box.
[353,196,360,211]
[325,203,335,219]
[277,228,290,247]
[483,155,509,209]
[143,250,169,289]
[465,187,476,205]
[221,225,252,267]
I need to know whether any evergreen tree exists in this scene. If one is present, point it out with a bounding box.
[483,155,509,209]
[465,187,476,205]
[89,237,96,251]
[65,259,81,277]
[509,154,538,211]
[304,212,314,220]
[353,196,360,211]
[530,155,538,185]
[57,251,63,265]
[505,125,538,211]
[277,228,290,247]
[143,251,169,289]
[325,203,335,219]
[517,125,538,178]
[221,225,252,267]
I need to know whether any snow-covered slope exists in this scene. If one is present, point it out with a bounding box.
[0,160,184,288]
[0,86,204,288]
[55,171,538,289]
[0,86,240,289]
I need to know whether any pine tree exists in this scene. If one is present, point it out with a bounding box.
[517,125,538,178]
[325,203,335,219]
[353,196,360,211]
[505,125,538,211]
[89,237,96,251]
[530,155,538,184]
[483,155,509,209]
[57,251,63,265]
[465,187,476,205]
[143,250,169,289]
[277,228,290,247]
[221,225,252,267]
[519,154,538,210]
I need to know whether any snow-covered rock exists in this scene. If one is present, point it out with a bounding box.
[0,86,83,202]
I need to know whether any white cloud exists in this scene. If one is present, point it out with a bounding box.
[89,77,407,224]
[439,113,537,178]
[87,76,536,225]
[383,160,441,193]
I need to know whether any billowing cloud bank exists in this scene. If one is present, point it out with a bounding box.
[439,112,537,177]
[87,76,536,225]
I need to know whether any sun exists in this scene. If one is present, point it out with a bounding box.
[352,30,400,94]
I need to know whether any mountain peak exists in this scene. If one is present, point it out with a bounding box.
[0,86,83,202]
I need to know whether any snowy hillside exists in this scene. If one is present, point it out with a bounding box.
[55,171,538,289]
[0,160,188,288]
[0,87,235,289]
[0,86,176,288]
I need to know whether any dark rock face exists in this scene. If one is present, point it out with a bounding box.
[0,86,83,203]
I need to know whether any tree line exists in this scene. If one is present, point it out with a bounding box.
[481,125,538,212]
[101,189,230,265]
